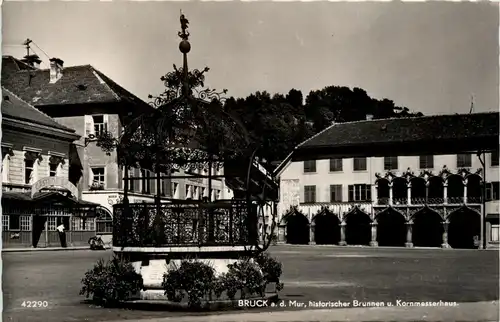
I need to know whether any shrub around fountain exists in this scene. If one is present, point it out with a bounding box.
[162,252,284,309]
[80,256,144,306]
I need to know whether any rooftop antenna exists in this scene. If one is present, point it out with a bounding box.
[469,94,474,114]
[23,38,33,56]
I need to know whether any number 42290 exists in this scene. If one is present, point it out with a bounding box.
[21,301,48,308]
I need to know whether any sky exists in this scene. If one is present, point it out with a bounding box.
[2,2,499,115]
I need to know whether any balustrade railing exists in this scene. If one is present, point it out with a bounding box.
[392,197,407,205]
[377,197,390,205]
[410,197,426,205]
[113,200,254,248]
[466,196,482,204]
[447,196,465,204]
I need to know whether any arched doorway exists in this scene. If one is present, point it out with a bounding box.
[392,177,407,205]
[410,177,426,205]
[314,211,340,245]
[428,176,444,204]
[412,208,443,247]
[466,174,482,204]
[447,175,464,204]
[376,208,406,247]
[448,207,481,249]
[286,212,310,245]
[345,208,371,246]
[376,179,390,205]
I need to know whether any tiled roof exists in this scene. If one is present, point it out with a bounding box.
[1,87,77,132]
[1,56,152,111]
[298,112,499,150]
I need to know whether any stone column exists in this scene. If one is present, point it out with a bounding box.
[389,183,393,205]
[309,224,315,245]
[405,220,414,248]
[441,220,451,248]
[463,179,468,204]
[339,221,347,246]
[369,221,378,247]
[407,182,412,205]
[443,183,448,204]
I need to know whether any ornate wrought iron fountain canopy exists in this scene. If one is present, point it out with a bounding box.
[113,12,278,255]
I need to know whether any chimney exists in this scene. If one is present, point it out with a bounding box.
[49,58,64,83]
[366,114,374,121]
[21,54,42,69]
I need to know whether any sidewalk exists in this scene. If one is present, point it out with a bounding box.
[110,301,498,322]
[2,245,110,252]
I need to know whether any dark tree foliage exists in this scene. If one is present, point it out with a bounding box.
[223,86,423,170]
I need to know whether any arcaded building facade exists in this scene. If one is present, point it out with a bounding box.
[275,112,499,249]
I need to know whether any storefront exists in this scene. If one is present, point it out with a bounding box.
[2,177,100,248]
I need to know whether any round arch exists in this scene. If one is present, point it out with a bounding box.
[376,178,390,205]
[313,211,340,245]
[96,206,113,234]
[448,207,481,249]
[410,177,426,204]
[466,174,482,204]
[376,208,406,247]
[344,208,371,246]
[447,174,464,204]
[285,211,310,245]
[412,207,443,248]
[428,176,444,204]
[392,177,408,205]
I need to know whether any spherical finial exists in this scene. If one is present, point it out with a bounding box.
[179,40,191,54]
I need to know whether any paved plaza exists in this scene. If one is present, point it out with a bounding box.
[2,245,499,321]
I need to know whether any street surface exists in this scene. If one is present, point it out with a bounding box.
[2,245,499,321]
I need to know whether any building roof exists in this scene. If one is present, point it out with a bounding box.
[1,87,76,132]
[1,56,152,111]
[274,111,500,176]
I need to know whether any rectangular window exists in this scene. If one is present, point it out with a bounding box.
[24,159,34,184]
[330,184,343,202]
[353,157,367,171]
[71,217,83,231]
[85,218,95,231]
[20,216,31,231]
[47,217,57,231]
[491,150,499,167]
[419,155,434,169]
[457,153,472,168]
[486,182,500,201]
[161,178,167,196]
[2,215,9,231]
[329,159,343,172]
[92,115,107,136]
[348,184,372,202]
[491,225,499,242]
[384,156,398,171]
[303,160,316,173]
[49,163,58,177]
[92,167,105,185]
[304,185,316,203]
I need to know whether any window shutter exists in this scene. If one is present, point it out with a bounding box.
[486,183,492,201]
[85,115,94,136]
[88,167,94,186]
[103,114,109,133]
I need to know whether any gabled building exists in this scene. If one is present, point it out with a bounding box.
[2,55,231,220]
[1,87,101,248]
[274,112,499,249]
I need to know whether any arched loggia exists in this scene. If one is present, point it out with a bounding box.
[376,178,390,205]
[313,210,341,245]
[344,208,371,246]
[410,177,426,205]
[376,208,406,247]
[447,174,464,204]
[466,174,482,204]
[448,207,481,249]
[392,177,407,205]
[285,211,310,245]
[428,176,444,204]
[412,207,443,247]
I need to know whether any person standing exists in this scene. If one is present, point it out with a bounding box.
[56,222,67,248]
